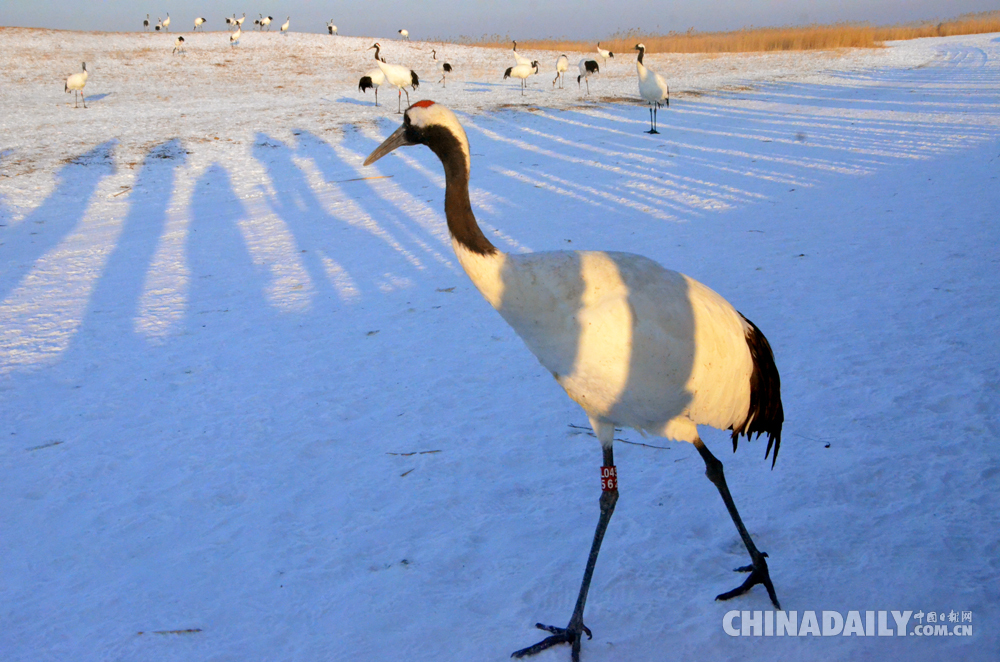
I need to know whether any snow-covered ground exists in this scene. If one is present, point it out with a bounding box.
[2,26,998,661]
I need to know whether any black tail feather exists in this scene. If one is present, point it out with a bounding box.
[731,314,784,468]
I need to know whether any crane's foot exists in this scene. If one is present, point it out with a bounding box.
[512,622,592,660]
[715,551,780,610]
[645,129,659,134]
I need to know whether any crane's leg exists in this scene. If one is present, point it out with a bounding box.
[82,91,86,109]
[693,438,780,609]
[585,78,590,95]
[513,441,618,661]
[397,88,402,114]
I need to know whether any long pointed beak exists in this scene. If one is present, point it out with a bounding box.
[363,125,412,166]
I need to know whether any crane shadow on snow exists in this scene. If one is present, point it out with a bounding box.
[300,125,455,255]
[83,92,112,104]
[63,139,187,357]
[250,130,427,299]
[0,140,118,303]
[328,96,374,107]
[184,162,270,328]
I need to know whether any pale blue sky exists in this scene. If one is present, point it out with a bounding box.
[4,0,998,38]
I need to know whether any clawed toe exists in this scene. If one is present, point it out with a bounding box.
[715,552,781,610]
[512,622,592,660]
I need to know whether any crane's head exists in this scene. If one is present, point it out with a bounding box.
[634,43,646,51]
[364,101,470,174]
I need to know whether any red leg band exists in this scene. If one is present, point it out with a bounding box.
[601,465,617,491]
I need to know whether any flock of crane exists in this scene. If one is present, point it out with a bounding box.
[64,18,670,132]
[142,12,295,34]
[355,37,668,131]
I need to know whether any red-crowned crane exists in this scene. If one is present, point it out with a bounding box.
[553,54,569,88]
[65,62,88,108]
[363,100,784,662]
[577,58,599,95]
[635,43,670,134]
[596,41,614,64]
[432,50,452,87]
[398,28,409,40]
[369,42,419,113]
[143,14,150,31]
[173,36,185,54]
[359,68,385,106]
[504,60,539,95]
[193,17,206,31]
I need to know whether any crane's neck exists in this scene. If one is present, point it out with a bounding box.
[637,47,645,65]
[372,44,381,61]
[424,128,497,258]
[419,122,503,305]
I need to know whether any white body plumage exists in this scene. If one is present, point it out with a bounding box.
[454,246,754,444]
[637,55,669,104]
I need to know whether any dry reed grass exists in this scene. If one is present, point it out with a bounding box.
[445,11,1000,54]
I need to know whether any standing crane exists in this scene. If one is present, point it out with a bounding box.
[504,61,539,95]
[577,58,599,95]
[363,100,784,662]
[596,42,614,64]
[64,62,89,108]
[432,50,452,87]
[635,43,670,134]
[553,54,569,88]
[368,42,419,113]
